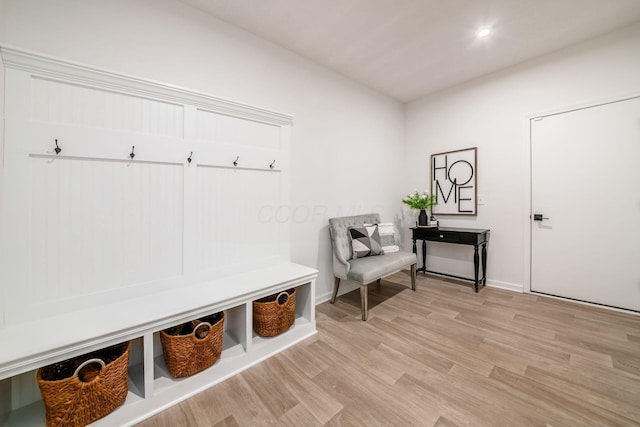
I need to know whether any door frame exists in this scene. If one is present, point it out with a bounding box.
[523,91,640,295]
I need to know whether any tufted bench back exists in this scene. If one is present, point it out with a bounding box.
[328,213,381,267]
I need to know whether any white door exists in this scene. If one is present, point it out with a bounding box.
[531,96,640,312]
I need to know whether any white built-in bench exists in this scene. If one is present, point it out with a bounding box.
[0,263,317,426]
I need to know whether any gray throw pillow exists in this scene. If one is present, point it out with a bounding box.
[365,222,399,253]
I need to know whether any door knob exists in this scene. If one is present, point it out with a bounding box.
[533,214,549,221]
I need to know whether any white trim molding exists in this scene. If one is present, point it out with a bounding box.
[486,279,523,293]
[317,278,524,306]
[0,45,294,127]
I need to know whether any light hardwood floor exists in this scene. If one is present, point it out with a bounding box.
[137,272,640,426]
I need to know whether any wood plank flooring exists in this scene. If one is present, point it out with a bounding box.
[137,272,640,426]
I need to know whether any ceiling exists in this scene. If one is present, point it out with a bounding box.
[180,0,640,102]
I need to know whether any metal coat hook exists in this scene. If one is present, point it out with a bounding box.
[130,146,136,159]
[54,139,62,155]
[269,160,276,169]
[187,152,193,164]
[233,156,239,167]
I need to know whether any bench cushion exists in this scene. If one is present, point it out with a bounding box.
[347,251,417,284]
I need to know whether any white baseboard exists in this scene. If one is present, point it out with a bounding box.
[530,292,640,316]
[486,279,523,293]
[316,278,524,305]
[316,280,361,305]
[316,291,333,305]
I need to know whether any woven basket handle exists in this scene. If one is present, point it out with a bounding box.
[73,358,106,382]
[193,321,212,339]
[276,291,289,306]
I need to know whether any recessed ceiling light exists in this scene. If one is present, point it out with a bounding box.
[477,27,492,38]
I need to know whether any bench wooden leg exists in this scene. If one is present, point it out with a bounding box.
[360,285,368,321]
[330,277,340,304]
[411,264,416,291]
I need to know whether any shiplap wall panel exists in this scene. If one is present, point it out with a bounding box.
[1,48,292,327]
[197,109,281,151]
[30,157,184,304]
[31,78,184,139]
[196,167,282,273]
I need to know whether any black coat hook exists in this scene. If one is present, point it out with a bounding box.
[130,146,135,159]
[233,156,239,167]
[269,160,276,169]
[54,139,61,155]
[188,152,193,164]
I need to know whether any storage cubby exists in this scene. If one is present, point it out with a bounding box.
[251,283,315,347]
[4,339,141,427]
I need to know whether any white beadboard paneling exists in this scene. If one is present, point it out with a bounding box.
[196,167,282,272]
[2,47,293,328]
[197,109,281,151]
[31,78,184,139]
[30,156,184,304]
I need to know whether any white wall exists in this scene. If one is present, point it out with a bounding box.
[0,0,404,304]
[404,23,640,291]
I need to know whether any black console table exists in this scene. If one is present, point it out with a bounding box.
[411,227,490,292]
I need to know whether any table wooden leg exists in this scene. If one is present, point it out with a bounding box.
[481,243,487,286]
[422,240,427,273]
[473,244,479,292]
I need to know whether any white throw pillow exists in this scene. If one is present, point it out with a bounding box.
[365,222,399,253]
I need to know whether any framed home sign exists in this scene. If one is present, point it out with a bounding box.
[430,147,477,215]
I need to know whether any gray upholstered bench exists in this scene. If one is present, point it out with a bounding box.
[328,213,417,320]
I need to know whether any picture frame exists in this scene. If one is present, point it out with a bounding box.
[430,147,477,215]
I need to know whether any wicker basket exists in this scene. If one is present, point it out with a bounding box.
[36,342,130,427]
[253,288,296,337]
[160,312,224,378]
